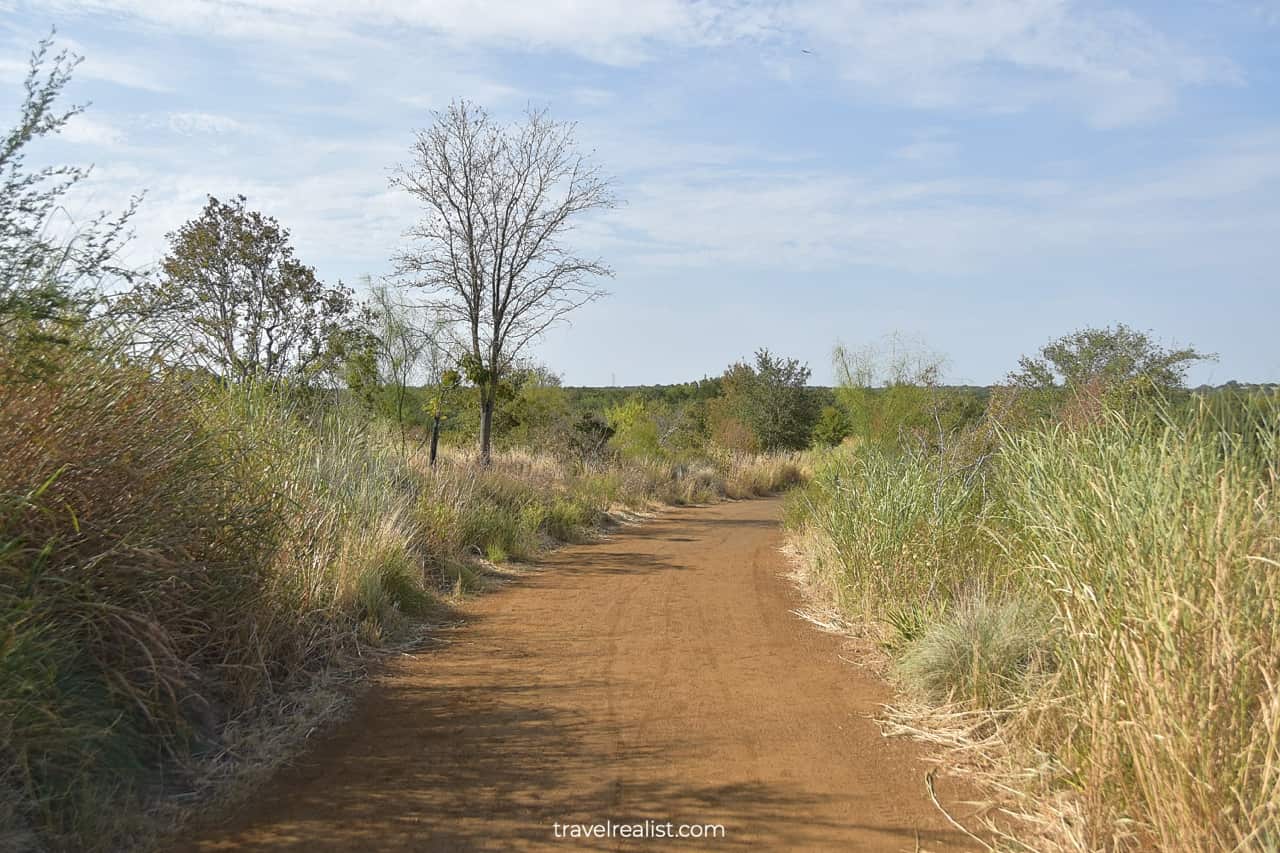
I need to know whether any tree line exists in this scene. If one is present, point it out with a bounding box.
[4,36,1225,466]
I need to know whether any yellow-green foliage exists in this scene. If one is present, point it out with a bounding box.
[788,396,1280,850]
[785,442,1003,618]
[606,396,662,459]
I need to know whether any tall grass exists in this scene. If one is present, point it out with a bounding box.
[1,343,804,850]
[1,351,279,844]
[1004,408,1279,850]
[787,395,1280,850]
[784,440,1001,622]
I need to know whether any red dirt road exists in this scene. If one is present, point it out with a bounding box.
[180,498,975,851]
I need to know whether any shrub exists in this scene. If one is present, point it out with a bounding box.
[896,593,1046,709]
[811,405,852,447]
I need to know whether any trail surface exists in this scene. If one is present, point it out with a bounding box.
[182,498,975,852]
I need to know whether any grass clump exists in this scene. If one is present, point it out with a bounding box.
[896,593,1045,709]
[1,350,277,841]
[785,441,1000,620]
[1001,408,1279,850]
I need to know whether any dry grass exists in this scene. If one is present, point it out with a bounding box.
[786,396,1280,850]
[1,343,806,851]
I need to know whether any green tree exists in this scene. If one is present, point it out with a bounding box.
[1010,324,1214,391]
[833,333,948,448]
[1,35,138,355]
[812,405,852,447]
[570,412,615,461]
[606,396,662,459]
[715,349,818,452]
[127,195,354,382]
[361,279,445,448]
[340,318,381,411]
[424,369,461,466]
[502,366,572,451]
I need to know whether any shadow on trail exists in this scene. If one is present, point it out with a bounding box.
[188,664,967,851]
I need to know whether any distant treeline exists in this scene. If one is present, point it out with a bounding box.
[371,375,1276,461]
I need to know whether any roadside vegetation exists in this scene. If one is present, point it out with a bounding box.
[786,329,1279,850]
[0,42,809,851]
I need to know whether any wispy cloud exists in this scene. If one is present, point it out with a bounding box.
[57,34,175,92]
[37,0,733,62]
[30,0,1234,125]
[893,129,957,165]
[789,0,1237,126]
[60,112,124,145]
[7,0,1277,382]
[600,128,1280,277]
[166,111,249,135]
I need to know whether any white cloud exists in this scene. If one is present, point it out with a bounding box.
[36,0,735,63]
[167,111,249,135]
[55,35,175,92]
[596,128,1280,277]
[789,0,1237,126]
[0,56,27,84]
[570,87,615,107]
[60,113,124,146]
[29,1,1233,124]
[15,1,1272,293]
[395,77,524,112]
[893,129,957,164]
[1224,0,1280,26]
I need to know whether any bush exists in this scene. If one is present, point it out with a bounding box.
[896,593,1045,709]
[811,405,852,447]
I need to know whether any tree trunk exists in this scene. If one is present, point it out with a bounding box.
[478,392,494,465]
[429,414,442,467]
[396,386,407,451]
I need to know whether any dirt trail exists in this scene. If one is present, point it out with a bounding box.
[180,499,976,852]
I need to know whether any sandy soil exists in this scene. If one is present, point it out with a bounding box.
[177,498,977,852]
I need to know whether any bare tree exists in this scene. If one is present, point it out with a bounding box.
[392,100,617,463]
[364,279,435,449]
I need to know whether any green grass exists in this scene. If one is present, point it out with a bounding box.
[784,439,1003,620]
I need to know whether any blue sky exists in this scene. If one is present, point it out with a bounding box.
[3,0,1278,385]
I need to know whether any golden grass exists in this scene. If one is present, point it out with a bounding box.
[786,398,1280,850]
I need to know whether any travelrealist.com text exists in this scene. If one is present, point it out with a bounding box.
[552,820,727,840]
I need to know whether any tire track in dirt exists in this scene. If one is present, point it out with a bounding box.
[178,498,977,852]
